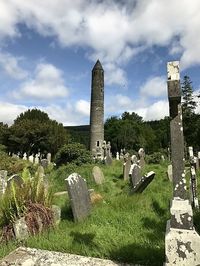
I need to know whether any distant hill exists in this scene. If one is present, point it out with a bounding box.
[65,125,90,149]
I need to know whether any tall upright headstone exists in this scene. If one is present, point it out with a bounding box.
[90,60,104,159]
[165,61,200,265]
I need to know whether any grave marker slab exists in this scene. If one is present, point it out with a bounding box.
[131,170,155,193]
[167,164,173,182]
[123,157,131,181]
[66,173,91,222]
[0,170,7,195]
[92,166,104,185]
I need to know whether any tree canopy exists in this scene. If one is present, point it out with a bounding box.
[8,109,70,156]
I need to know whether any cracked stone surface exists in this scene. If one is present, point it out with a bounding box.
[0,247,141,266]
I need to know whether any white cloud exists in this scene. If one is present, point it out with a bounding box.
[0,102,27,125]
[104,63,127,86]
[140,76,167,98]
[135,100,169,121]
[0,52,28,79]
[12,63,69,100]
[75,100,90,116]
[0,0,200,78]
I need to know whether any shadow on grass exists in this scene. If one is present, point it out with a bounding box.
[61,204,73,221]
[70,232,97,247]
[109,243,164,266]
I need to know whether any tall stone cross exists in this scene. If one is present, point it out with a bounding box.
[165,61,200,265]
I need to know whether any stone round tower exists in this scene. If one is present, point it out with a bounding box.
[90,60,104,157]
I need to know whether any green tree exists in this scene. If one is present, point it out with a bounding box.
[182,75,197,116]
[8,109,69,157]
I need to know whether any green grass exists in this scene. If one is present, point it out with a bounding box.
[1,160,200,265]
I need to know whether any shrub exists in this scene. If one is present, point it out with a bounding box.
[55,143,92,166]
[145,152,163,164]
[0,168,53,242]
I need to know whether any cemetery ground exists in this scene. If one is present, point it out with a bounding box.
[0,160,200,266]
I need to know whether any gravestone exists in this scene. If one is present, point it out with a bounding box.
[131,170,155,193]
[165,61,200,265]
[65,173,91,222]
[105,155,112,165]
[34,154,39,165]
[190,166,199,209]
[131,155,138,164]
[167,164,173,182]
[40,159,48,169]
[131,164,142,188]
[138,148,145,168]
[0,170,7,195]
[29,154,34,163]
[47,153,51,164]
[116,152,119,160]
[7,174,24,189]
[92,166,104,185]
[123,156,131,181]
[23,153,27,160]
[36,166,45,179]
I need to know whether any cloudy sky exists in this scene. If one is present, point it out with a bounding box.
[0,0,200,125]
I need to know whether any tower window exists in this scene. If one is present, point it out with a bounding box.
[97,141,100,147]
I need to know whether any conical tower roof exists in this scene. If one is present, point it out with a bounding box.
[92,59,103,71]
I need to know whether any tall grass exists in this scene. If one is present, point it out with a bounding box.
[1,160,198,265]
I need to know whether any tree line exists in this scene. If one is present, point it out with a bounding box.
[0,75,199,157]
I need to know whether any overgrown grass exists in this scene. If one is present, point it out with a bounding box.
[1,160,199,265]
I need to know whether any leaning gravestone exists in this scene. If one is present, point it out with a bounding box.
[131,169,155,193]
[92,166,104,185]
[0,170,7,195]
[123,156,131,181]
[66,173,91,222]
[131,164,142,188]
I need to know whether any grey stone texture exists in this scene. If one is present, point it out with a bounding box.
[165,220,200,265]
[165,61,200,265]
[92,166,104,185]
[190,166,199,208]
[40,159,48,169]
[90,60,104,156]
[66,173,91,222]
[167,62,186,200]
[105,154,112,166]
[7,174,23,189]
[52,205,61,226]
[138,148,145,168]
[131,164,142,187]
[0,247,138,266]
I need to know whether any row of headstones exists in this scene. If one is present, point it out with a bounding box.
[0,166,45,196]
[11,152,52,167]
[65,161,155,222]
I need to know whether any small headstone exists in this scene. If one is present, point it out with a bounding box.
[131,164,142,187]
[105,154,112,165]
[13,217,29,240]
[131,155,138,164]
[51,205,61,226]
[92,166,104,185]
[131,171,155,193]
[123,156,131,181]
[47,153,51,164]
[161,155,165,161]
[28,154,34,163]
[7,174,23,189]
[65,173,91,222]
[36,166,45,179]
[138,148,145,168]
[189,146,194,159]
[34,154,39,165]
[116,152,119,160]
[40,159,48,169]
[23,152,27,160]
[194,156,199,171]
[167,164,173,182]
[0,170,8,195]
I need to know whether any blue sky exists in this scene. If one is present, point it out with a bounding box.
[0,0,200,126]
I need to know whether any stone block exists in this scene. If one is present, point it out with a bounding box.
[13,217,29,240]
[165,220,200,265]
[131,171,155,193]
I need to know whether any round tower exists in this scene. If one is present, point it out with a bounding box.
[90,60,104,156]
